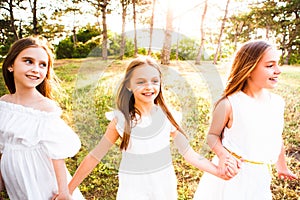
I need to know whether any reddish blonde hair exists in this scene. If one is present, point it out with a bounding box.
[116,56,185,150]
[2,36,57,99]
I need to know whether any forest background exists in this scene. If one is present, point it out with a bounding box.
[0,0,299,199]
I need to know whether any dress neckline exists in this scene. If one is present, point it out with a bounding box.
[0,100,61,116]
[238,90,271,104]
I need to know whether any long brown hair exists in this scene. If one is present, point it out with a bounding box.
[116,56,185,150]
[222,40,272,99]
[2,36,57,99]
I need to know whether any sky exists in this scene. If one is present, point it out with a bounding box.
[104,0,253,38]
[57,0,255,39]
[6,0,256,43]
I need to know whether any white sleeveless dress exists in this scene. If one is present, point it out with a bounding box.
[193,91,284,200]
[0,101,85,200]
[106,105,178,200]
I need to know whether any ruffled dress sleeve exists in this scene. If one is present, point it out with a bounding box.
[40,111,81,159]
[0,101,81,159]
[105,110,126,137]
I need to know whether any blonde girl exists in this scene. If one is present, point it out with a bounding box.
[68,56,237,200]
[193,40,297,200]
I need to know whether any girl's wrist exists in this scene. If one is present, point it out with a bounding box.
[216,150,230,159]
[58,188,70,196]
[57,191,72,200]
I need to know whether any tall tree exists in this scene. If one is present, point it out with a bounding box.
[28,0,38,35]
[132,0,137,57]
[0,0,20,40]
[148,0,156,56]
[276,0,299,64]
[25,0,52,36]
[195,0,207,65]
[119,0,130,60]
[65,4,83,46]
[225,13,252,51]
[101,0,109,60]
[87,0,110,60]
[161,0,173,65]
[244,0,299,64]
[213,0,230,64]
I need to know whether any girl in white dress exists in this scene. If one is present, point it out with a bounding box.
[68,56,237,200]
[193,40,297,200]
[0,36,84,200]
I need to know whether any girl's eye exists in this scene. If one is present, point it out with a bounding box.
[152,80,160,85]
[40,63,47,68]
[25,59,33,64]
[137,81,145,85]
[266,64,273,68]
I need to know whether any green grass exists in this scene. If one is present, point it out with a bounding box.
[0,59,299,199]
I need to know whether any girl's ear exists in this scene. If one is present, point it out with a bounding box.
[8,66,13,72]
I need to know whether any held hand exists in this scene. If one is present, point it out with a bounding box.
[51,192,73,200]
[218,155,241,180]
[277,169,298,180]
[224,156,241,177]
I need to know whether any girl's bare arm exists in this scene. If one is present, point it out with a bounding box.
[52,159,72,200]
[68,119,119,194]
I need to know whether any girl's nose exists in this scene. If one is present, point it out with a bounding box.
[275,65,281,74]
[145,81,152,86]
[31,64,39,73]
[144,81,157,88]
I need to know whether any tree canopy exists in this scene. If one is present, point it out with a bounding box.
[0,0,299,64]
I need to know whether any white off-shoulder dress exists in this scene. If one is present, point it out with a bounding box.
[106,105,178,200]
[193,91,284,200]
[0,101,84,200]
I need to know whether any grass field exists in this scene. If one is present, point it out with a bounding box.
[0,58,299,199]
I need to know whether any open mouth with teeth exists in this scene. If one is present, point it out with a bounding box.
[269,77,278,81]
[142,92,155,96]
[26,75,40,80]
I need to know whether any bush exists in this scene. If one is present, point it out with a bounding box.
[55,38,74,59]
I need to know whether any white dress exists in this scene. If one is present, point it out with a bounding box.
[193,91,284,200]
[0,101,85,200]
[106,105,178,200]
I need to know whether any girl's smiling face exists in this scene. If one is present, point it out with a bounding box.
[247,47,281,90]
[128,64,161,105]
[10,47,49,91]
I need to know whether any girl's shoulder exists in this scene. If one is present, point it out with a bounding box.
[269,92,284,101]
[0,94,61,113]
[269,92,285,107]
[36,97,61,113]
[0,94,12,101]
[105,109,124,121]
[215,96,232,111]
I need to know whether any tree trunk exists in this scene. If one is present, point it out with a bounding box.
[33,0,37,35]
[133,0,138,57]
[72,9,78,46]
[280,31,287,65]
[285,47,292,65]
[213,0,230,64]
[8,0,18,40]
[120,0,127,60]
[29,0,38,35]
[234,22,244,51]
[18,20,22,39]
[72,26,77,47]
[101,0,108,60]
[161,0,173,65]
[148,0,156,56]
[195,0,207,65]
[266,25,270,40]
